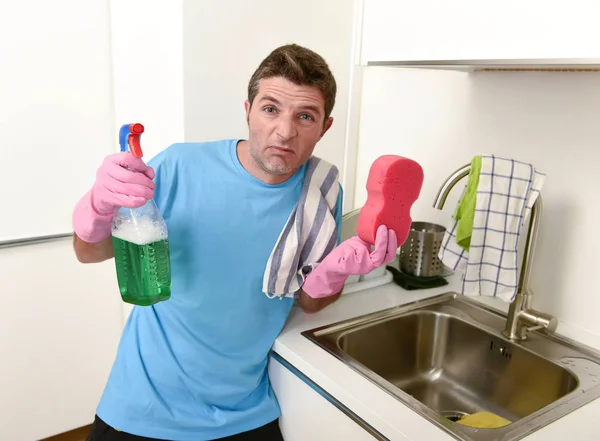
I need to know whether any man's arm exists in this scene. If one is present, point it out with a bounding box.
[297,183,345,313]
[73,233,114,263]
[297,288,342,314]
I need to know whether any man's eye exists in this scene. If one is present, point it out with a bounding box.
[299,114,313,121]
[264,106,276,113]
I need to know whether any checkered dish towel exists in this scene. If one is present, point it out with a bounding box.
[438,155,545,302]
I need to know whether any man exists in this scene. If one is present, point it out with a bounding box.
[73,44,397,441]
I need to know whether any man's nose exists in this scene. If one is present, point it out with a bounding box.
[276,115,298,141]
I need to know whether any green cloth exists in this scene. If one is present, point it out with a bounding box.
[455,155,482,251]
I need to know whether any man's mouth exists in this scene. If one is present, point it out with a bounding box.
[268,146,295,156]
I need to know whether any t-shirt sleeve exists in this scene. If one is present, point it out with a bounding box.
[146,145,178,215]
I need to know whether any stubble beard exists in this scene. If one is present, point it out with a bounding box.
[249,144,292,176]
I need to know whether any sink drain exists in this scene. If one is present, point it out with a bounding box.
[440,410,469,422]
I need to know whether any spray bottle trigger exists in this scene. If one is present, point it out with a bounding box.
[118,123,145,158]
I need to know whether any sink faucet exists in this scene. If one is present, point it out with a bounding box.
[433,164,558,341]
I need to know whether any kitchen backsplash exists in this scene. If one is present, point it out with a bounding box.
[352,66,600,349]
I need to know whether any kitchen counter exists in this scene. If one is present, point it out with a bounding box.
[272,275,600,440]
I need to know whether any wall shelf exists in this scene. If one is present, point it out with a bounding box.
[366,58,600,72]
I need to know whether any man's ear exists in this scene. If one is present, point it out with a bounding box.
[244,99,251,124]
[319,117,334,140]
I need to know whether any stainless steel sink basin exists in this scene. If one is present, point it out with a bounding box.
[303,292,600,440]
[338,310,578,422]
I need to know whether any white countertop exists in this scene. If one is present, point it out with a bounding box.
[272,275,600,440]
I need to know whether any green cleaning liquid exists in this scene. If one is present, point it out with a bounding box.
[111,207,172,306]
[112,236,171,306]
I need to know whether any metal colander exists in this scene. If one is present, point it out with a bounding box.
[399,221,447,278]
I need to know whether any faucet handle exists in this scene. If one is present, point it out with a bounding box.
[521,309,558,334]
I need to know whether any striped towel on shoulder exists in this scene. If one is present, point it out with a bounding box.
[263,156,340,299]
[438,155,545,302]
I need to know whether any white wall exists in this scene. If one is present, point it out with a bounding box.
[109,0,357,179]
[182,0,356,183]
[109,0,185,161]
[353,66,600,349]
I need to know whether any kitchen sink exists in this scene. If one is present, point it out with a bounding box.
[302,292,600,440]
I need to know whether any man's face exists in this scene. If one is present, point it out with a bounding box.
[244,76,333,178]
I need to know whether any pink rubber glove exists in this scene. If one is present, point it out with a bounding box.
[302,225,398,299]
[72,152,155,243]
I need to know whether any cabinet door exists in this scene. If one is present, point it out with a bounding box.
[0,240,123,441]
[268,354,387,441]
[360,0,600,64]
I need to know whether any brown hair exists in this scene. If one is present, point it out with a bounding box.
[247,44,337,122]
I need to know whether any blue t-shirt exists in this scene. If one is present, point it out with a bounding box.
[96,139,343,440]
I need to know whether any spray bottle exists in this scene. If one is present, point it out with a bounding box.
[111,123,172,306]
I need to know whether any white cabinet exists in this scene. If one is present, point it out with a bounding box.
[268,354,380,441]
[360,0,600,64]
[0,240,123,441]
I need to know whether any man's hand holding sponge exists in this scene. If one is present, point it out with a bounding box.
[303,155,424,299]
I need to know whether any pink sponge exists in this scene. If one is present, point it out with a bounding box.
[356,155,424,246]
